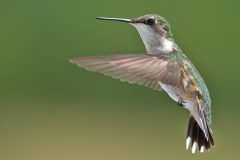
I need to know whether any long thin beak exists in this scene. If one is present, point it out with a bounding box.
[96,17,132,23]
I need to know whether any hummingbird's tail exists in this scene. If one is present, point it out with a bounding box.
[186,116,214,153]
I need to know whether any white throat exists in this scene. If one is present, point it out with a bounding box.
[132,23,173,54]
[158,38,174,53]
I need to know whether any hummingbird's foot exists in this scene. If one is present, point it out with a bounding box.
[177,101,186,107]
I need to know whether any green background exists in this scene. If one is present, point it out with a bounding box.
[0,0,239,159]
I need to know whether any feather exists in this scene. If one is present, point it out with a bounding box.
[70,54,181,91]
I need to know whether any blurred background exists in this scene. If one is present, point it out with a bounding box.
[0,0,239,159]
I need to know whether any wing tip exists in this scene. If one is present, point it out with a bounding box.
[69,57,77,64]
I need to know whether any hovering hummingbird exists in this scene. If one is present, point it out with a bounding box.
[70,14,214,153]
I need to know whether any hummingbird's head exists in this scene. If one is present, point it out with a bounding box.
[97,14,174,54]
[131,14,173,39]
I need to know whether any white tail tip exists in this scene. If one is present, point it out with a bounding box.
[186,137,191,150]
[200,146,205,153]
[192,142,198,154]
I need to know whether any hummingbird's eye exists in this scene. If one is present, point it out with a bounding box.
[146,18,155,25]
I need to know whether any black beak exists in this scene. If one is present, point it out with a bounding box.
[96,17,132,23]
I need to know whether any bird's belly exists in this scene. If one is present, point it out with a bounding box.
[159,82,181,102]
[159,82,194,110]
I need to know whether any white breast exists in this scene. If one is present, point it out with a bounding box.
[158,38,173,53]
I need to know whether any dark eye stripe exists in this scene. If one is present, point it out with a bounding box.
[163,26,169,31]
[146,18,155,25]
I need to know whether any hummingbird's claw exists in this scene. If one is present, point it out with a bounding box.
[177,101,186,107]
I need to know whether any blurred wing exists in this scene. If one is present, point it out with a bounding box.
[70,54,182,91]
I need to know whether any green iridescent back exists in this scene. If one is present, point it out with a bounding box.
[183,54,212,125]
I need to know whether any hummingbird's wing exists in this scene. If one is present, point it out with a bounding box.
[70,54,182,91]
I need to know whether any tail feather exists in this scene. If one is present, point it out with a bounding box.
[186,116,214,153]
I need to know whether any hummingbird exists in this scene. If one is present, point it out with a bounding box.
[70,14,214,153]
